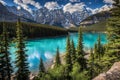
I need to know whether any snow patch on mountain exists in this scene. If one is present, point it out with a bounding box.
[104,0,115,4]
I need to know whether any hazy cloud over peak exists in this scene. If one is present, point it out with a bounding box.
[69,0,81,2]
[13,0,42,13]
[44,2,60,10]
[0,0,7,5]
[63,3,86,13]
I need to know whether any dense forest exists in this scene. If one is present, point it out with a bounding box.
[0,22,68,38]
[0,0,120,80]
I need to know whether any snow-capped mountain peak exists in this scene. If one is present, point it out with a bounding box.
[1,2,112,27]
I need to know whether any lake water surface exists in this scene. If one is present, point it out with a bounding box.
[10,33,107,72]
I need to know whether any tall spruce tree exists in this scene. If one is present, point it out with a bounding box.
[35,58,46,80]
[39,58,45,73]
[93,35,105,75]
[71,39,76,65]
[65,35,72,79]
[88,48,95,79]
[76,27,86,71]
[37,58,46,79]
[104,0,120,67]
[108,0,120,56]
[94,43,97,58]
[2,22,12,80]
[0,31,6,80]
[97,34,101,60]
[0,22,12,80]
[96,34,103,60]
[54,47,61,67]
[15,19,29,80]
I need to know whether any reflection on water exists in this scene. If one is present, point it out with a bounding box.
[10,33,107,72]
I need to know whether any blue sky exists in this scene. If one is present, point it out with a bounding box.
[0,0,113,14]
[2,0,109,9]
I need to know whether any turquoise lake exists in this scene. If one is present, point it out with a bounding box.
[10,33,107,72]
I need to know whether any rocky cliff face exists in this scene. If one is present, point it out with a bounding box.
[93,62,120,80]
[7,6,34,20]
[0,3,34,22]
[0,3,18,21]
[32,7,91,27]
[80,11,111,26]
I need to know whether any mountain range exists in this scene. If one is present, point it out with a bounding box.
[0,2,112,28]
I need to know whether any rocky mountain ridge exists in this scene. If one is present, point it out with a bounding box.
[0,3,35,22]
[80,11,111,26]
[0,2,112,27]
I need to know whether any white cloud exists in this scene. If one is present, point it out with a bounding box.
[21,0,41,9]
[0,0,7,5]
[103,0,115,4]
[69,0,81,2]
[63,3,86,13]
[13,0,41,13]
[44,1,60,10]
[92,4,113,14]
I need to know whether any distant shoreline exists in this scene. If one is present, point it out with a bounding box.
[27,31,107,41]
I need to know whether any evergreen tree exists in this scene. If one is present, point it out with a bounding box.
[107,0,120,57]
[39,58,45,73]
[96,34,104,60]
[88,48,95,79]
[0,33,6,80]
[71,39,76,65]
[97,34,101,60]
[54,47,61,67]
[103,0,120,68]
[92,35,105,75]
[15,19,29,80]
[2,22,12,80]
[76,27,86,71]
[94,35,105,59]
[35,58,46,80]
[0,22,12,80]
[65,35,72,79]
[94,43,97,58]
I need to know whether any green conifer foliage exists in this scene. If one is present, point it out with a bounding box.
[0,30,6,80]
[55,47,61,67]
[39,58,45,73]
[2,22,12,80]
[0,22,12,80]
[71,39,76,65]
[104,0,120,68]
[65,35,72,79]
[15,19,29,80]
[95,34,104,60]
[88,49,95,79]
[76,27,87,71]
